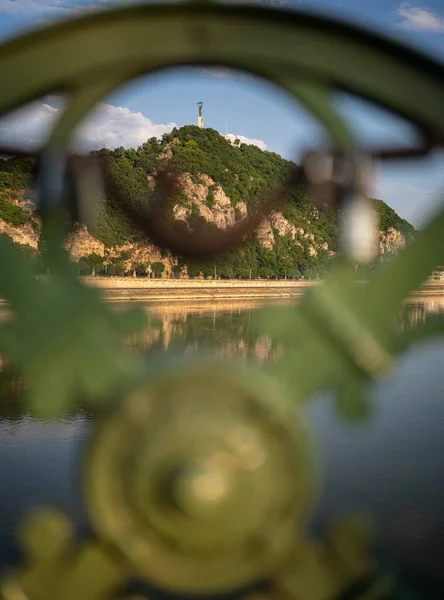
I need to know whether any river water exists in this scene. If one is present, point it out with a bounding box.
[1,298,444,595]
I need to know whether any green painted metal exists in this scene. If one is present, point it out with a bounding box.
[0,227,148,418]
[0,1,443,599]
[85,360,316,593]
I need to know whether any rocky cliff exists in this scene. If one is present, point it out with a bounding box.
[0,218,39,249]
[0,126,414,279]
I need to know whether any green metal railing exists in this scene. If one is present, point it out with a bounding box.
[0,2,443,598]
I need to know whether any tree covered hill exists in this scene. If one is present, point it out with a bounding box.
[0,125,415,279]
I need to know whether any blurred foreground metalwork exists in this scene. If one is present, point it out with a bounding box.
[1,2,444,599]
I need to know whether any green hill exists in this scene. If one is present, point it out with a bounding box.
[0,125,415,279]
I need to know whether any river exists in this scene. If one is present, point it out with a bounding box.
[1,298,444,596]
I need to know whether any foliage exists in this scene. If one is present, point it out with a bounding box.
[1,236,44,273]
[0,158,38,229]
[0,231,147,417]
[373,198,415,241]
[0,157,34,192]
[133,261,150,276]
[88,147,156,247]
[151,261,165,276]
[165,126,293,207]
[206,184,216,209]
[0,127,414,279]
[107,258,127,276]
[0,199,31,227]
[78,253,105,275]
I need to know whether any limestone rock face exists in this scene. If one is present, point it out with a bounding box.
[270,211,295,238]
[256,219,274,250]
[64,224,105,261]
[147,174,156,190]
[175,173,239,230]
[0,166,410,276]
[0,219,39,249]
[63,224,177,275]
[158,146,173,164]
[256,211,311,252]
[111,242,176,276]
[173,204,189,225]
[379,226,406,255]
[157,137,179,166]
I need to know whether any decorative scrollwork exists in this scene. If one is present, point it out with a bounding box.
[84,360,315,594]
[0,2,443,599]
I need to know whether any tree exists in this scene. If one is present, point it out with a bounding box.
[133,261,149,276]
[172,264,183,278]
[151,262,165,277]
[78,257,91,276]
[108,258,127,276]
[88,253,105,275]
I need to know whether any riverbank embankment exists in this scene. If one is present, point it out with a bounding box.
[83,277,444,303]
[82,278,319,303]
[1,277,444,306]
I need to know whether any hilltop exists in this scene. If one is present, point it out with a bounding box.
[0,125,415,278]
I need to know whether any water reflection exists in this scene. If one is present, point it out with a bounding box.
[129,300,281,363]
[1,298,444,593]
[400,297,444,329]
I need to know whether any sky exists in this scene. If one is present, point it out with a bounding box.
[0,0,444,228]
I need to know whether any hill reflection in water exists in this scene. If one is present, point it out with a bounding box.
[1,296,443,419]
[127,299,285,363]
[126,296,444,362]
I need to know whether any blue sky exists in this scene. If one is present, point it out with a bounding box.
[0,0,444,228]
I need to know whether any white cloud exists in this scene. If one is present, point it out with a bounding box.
[0,97,63,149]
[74,102,177,151]
[396,3,444,32]
[224,133,267,151]
[77,104,267,152]
[0,98,177,151]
